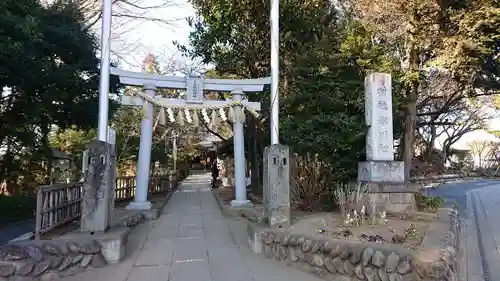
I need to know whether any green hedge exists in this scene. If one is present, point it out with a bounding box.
[0,194,36,225]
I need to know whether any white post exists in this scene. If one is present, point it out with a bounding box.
[126,85,156,210]
[97,0,113,141]
[270,0,280,145]
[230,90,252,207]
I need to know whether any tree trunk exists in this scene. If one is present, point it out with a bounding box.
[402,39,420,182]
[41,123,52,184]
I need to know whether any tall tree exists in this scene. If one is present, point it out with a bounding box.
[0,0,117,187]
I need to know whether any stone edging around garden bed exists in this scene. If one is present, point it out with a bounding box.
[0,239,109,281]
[247,208,460,281]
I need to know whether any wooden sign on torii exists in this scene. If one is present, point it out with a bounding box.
[111,67,271,209]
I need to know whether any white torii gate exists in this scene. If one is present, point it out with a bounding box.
[111,67,270,209]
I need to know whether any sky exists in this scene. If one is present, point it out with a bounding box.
[108,0,197,71]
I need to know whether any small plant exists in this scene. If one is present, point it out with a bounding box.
[334,182,370,218]
[404,223,419,240]
[414,193,445,211]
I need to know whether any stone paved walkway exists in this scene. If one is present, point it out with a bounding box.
[464,184,500,281]
[66,173,322,281]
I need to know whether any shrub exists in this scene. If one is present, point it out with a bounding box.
[290,154,336,211]
[0,194,36,225]
[414,192,445,211]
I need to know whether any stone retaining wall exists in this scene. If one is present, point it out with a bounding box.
[248,208,460,281]
[0,240,107,280]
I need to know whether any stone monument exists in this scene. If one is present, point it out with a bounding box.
[81,139,116,232]
[263,144,290,228]
[358,73,416,213]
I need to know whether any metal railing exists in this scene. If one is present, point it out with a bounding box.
[35,173,175,239]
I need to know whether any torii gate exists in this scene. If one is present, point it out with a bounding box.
[111,67,271,209]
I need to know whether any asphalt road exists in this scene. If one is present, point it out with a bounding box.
[0,219,35,244]
[426,179,500,212]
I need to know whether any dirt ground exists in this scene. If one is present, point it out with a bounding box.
[288,211,435,250]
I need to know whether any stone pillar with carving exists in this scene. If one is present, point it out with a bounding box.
[263,144,291,228]
[81,140,115,232]
[358,73,416,214]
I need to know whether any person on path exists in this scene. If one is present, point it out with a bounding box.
[211,158,219,189]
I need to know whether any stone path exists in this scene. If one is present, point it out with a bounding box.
[66,173,322,281]
[428,179,500,281]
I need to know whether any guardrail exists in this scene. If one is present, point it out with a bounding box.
[34,173,175,239]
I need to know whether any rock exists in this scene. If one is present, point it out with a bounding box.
[64,266,84,277]
[397,256,412,275]
[362,247,375,266]
[273,234,281,243]
[82,241,101,254]
[350,247,362,264]
[296,237,305,246]
[339,247,352,260]
[441,251,453,264]
[414,262,429,279]
[263,233,274,245]
[321,241,332,254]
[445,270,458,281]
[343,260,354,276]
[385,252,400,272]
[16,262,35,276]
[389,273,403,281]
[296,248,305,261]
[67,242,83,254]
[311,241,321,253]
[354,265,364,279]
[279,246,288,260]
[91,254,107,268]
[272,244,281,260]
[302,240,313,252]
[281,235,290,246]
[72,254,84,265]
[392,234,405,244]
[39,271,60,281]
[304,253,315,266]
[365,266,381,281]
[378,268,389,281]
[445,246,457,257]
[313,254,324,267]
[330,245,341,258]
[42,244,61,256]
[58,256,73,271]
[49,256,63,269]
[0,264,15,277]
[79,255,92,268]
[33,260,51,277]
[332,257,344,274]
[25,245,44,262]
[0,246,27,260]
[289,248,299,262]
[429,262,447,279]
[324,256,337,273]
[371,250,386,267]
[59,244,70,255]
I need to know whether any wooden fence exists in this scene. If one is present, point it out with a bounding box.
[35,174,172,239]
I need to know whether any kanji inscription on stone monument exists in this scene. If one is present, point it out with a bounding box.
[358,73,404,184]
[365,73,394,161]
